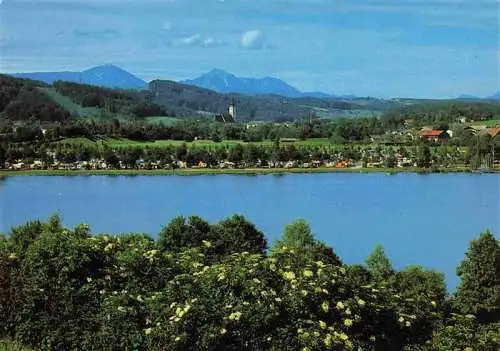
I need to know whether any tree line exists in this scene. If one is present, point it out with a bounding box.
[381,101,500,129]
[0,116,385,144]
[1,139,475,170]
[0,215,498,350]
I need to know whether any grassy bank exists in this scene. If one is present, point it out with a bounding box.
[1,166,497,177]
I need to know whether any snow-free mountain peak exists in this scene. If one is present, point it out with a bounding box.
[11,64,147,89]
[181,69,318,98]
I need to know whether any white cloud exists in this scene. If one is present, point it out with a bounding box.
[173,33,201,46]
[170,33,224,48]
[240,29,265,49]
[202,37,224,47]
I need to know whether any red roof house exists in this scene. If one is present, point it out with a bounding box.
[419,129,450,141]
[487,127,500,138]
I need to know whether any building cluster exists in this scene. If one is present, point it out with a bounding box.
[3,145,464,171]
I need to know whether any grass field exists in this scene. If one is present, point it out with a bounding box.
[53,137,470,150]
[469,118,500,127]
[144,116,181,125]
[298,105,380,119]
[38,87,100,117]
[482,119,500,127]
[54,137,338,148]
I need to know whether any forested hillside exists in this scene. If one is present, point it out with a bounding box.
[148,80,368,121]
[2,74,500,125]
[2,75,366,121]
[0,75,71,121]
[381,100,500,128]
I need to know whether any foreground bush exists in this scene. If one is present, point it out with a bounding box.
[0,215,498,350]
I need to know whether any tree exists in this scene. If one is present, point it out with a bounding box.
[271,219,341,265]
[159,215,267,258]
[393,266,448,345]
[103,149,120,169]
[228,144,244,165]
[454,231,500,323]
[385,153,397,168]
[158,215,211,252]
[365,244,395,282]
[416,144,432,168]
[213,215,267,255]
[175,143,188,161]
[0,143,6,168]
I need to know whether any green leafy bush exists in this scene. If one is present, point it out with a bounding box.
[0,216,498,350]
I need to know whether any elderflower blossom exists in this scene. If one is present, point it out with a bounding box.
[315,261,325,268]
[336,301,345,310]
[319,320,327,329]
[144,328,152,335]
[104,243,114,252]
[324,334,332,347]
[344,319,353,327]
[321,301,329,312]
[303,269,313,278]
[220,328,227,335]
[283,271,296,280]
[228,312,242,321]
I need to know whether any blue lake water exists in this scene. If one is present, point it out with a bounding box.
[1,173,498,290]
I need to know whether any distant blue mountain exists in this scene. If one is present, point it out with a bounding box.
[487,91,500,100]
[455,92,500,101]
[457,94,481,100]
[181,69,334,98]
[11,64,147,89]
[301,91,333,98]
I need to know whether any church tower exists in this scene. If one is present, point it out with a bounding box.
[228,97,236,121]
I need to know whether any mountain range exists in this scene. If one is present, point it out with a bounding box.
[11,64,148,90]
[457,92,500,101]
[8,64,500,101]
[181,68,333,98]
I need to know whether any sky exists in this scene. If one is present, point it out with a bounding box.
[0,0,499,98]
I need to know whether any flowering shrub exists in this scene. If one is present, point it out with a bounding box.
[0,216,498,350]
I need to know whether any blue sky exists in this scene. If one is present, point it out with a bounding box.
[0,0,498,98]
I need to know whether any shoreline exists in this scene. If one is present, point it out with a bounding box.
[1,167,499,177]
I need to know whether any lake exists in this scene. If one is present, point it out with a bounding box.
[1,173,498,290]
